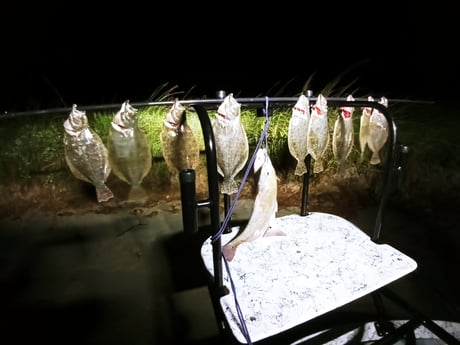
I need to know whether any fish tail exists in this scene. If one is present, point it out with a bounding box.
[222,242,237,261]
[220,178,238,195]
[294,161,307,176]
[313,159,324,174]
[359,147,366,162]
[128,184,148,203]
[337,162,346,177]
[96,184,114,203]
[369,152,381,165]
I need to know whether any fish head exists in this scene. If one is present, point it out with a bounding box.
[113,100,138,128]
[216,93,241,124]
[292,95,310,117]
[311,94,328,116]
[340,95,355,119]
[254,148,268,173]
[163,99,186,130]
[379,96,388,108]
[64,104,88,134]
[362,96,375,116]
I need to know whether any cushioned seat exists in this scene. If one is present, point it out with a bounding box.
[201,212,417,343]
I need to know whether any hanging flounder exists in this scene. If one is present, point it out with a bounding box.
[107,100,152,202]
[307,94,330,173]
[212,93,249,195]
[332,94,355,175]
[160,99,200,173]
[222,148,285,261]
[359,96,374,161]
[368,96,389,165]
[63,104,114,203]
[288,94,311,176]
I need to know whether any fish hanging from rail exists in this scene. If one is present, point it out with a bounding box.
[332,94,355,176]
[160,99,200,174]
[222,148,285,261]
[359,96,374,161]
[63,104,114,203]
[288,94,311,176]
[212,93,249,195]
[107,100,152,202]
[367,96,389,165]
[307,94,330,173]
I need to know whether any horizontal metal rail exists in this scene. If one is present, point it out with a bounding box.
[1,95,434,120]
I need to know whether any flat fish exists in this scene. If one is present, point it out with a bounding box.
[63,104,113,203]
[288,94,311,176]
[332,94,355,175]
[160,99,200,173]
[107,100,152,202]
[222,148,285,261]
[212,93,249,195]
[359,96,374,161]
[307,94,330,173]
[368,96,389,165]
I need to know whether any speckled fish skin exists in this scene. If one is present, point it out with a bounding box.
[222,148,285,261]
[212,94,249,195]
[359,96,374,161]
[307,94,330,173]
[160,99,200,173]
[288,95,311,176]
[368,96,389,165]
[332,94,355,175]
[107,100,152,201]
[63,104,113,203]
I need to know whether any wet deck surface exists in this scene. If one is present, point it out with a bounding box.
[0,200,459,344]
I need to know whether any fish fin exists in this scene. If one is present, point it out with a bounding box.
[313,159,324,174]
[294,161,307,176]
[128,184,148,203]
[369,151,381,165]
[96,184,114,203]
[263,226,286,237]
[222,242,237,261]
[220,178,238,195]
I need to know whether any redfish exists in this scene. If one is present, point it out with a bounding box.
[222,148,285,261]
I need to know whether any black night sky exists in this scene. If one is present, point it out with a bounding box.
[1,2,458,112]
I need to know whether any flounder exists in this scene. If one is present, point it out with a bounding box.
[332,94,355,175]
[288,95,311,176]
[359,96,374,161]
[368,96,389,165]
[63,104,113,203]
[160,99,200,173]
[306,94,330,173]
[107,100,152,202]
[212,94,249,195]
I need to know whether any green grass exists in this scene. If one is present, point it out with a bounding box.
[0,82,458,208]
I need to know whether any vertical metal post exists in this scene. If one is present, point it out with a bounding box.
[179,169,198,235]
[300,155,312,216]
[193,104,223,290]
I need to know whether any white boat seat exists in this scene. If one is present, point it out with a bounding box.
[200,212,418,343]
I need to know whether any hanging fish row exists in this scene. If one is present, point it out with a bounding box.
[63,94,388,203]
[288,94,389,176]
[63,99,200,203]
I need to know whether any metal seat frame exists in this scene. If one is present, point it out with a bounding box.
[178,95,460,344]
